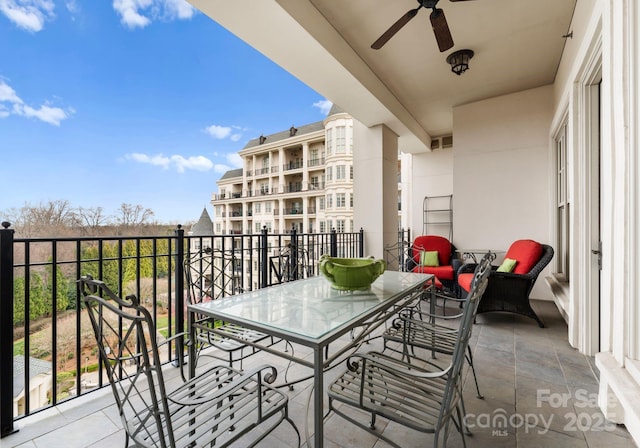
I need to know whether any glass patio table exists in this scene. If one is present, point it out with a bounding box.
[187,270,433,448]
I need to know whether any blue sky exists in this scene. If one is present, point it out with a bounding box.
[0,0,332,225]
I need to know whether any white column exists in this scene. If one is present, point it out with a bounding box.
[302,142,309,188]
[353,122,398,267]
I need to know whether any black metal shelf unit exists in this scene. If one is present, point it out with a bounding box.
[423,195,453,240]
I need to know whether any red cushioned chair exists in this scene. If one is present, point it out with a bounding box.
[406,235,460,293]
[457,239,554,327]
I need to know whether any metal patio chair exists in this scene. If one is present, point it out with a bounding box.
[382,252,493,399]
[185,248,293,371]
[79,275,300,448]
[327,257,491,448]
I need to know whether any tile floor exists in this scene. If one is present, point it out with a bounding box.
[2,300,635,448]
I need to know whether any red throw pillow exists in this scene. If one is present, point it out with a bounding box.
[504,240,543,274]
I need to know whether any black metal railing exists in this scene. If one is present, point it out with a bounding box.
[0,223,364,436]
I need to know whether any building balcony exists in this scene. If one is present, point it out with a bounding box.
[308,157,325,167]
[283,161,303,171]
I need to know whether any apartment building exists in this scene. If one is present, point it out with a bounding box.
[212,105,361,236]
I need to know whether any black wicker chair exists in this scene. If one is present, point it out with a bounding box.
[457,240,554,327]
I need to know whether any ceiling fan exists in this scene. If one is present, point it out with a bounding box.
[371,0,473,52]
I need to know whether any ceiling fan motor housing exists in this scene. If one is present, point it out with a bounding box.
[420,0,441,9]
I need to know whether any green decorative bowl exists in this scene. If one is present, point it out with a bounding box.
[319,256,386,291]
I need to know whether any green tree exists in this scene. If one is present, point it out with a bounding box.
[13,273,47,325]
[80,242,120,291]
[13,277,26,325]
[45,263,70,313]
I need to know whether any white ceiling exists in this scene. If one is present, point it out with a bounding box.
[189,0,577,152]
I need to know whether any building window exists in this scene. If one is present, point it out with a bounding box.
[326,128,333,154]
[327,194,333,209]
[320,221,326,233]
[319,197,325,210]
[337,220,345,232]
[336,193,346,208]
[262,156,269,168]
[326,166,333,182]
[348,125,353,153]
[350,193,353,208]
[255,222,261,233]
[255,202,261,213]
[265,202,272,213]
[327,219,333,230]
[215,223,221,233]
[350,220,354,232]
[555,122,570,279]
[350,165,353,180]
[336,164,345,180]
[336,126,346,153]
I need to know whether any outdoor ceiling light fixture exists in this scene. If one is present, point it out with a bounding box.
[446,49,474,75]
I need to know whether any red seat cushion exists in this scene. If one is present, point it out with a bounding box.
[458,273,474,292]
[504,240,543,274]
[412,235,452,267]
[412,265,454,281]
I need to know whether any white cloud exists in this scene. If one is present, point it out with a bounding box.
[164,0,194,20]
[113,0,152,29]
[204,124,231,139]
[171,155,213,173]
[226,153,242,168]
[13,103,72,126]
[0,81,23,104]
[204,124,246,142]
[203,153,241,175]
[65,0,78,14]
[313,99,333,115]
[0,0,55,32]
[212,164,230,174]
[113,0,194,29]
[0,80,73,126]
[126,153,214,173]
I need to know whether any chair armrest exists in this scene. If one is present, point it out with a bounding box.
[347,351,452,380]
[398,306,462,322]
[395,314,459,335]
[169,364,278,406]
[451,258,463,276]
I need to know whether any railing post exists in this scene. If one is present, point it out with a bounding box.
[290,226,298,281]
[359,228,364,258]
[260,226,268,288]
[330,228,337,257]
[0,222,15,437]
[174,225,185,365]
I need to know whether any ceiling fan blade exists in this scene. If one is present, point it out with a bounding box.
[430,8,454,52]
[371,7,421,50]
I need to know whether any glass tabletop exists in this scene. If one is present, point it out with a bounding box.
[190,271,431,343]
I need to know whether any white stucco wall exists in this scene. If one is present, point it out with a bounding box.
[408,148,454,237]
[453,85,554,300]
